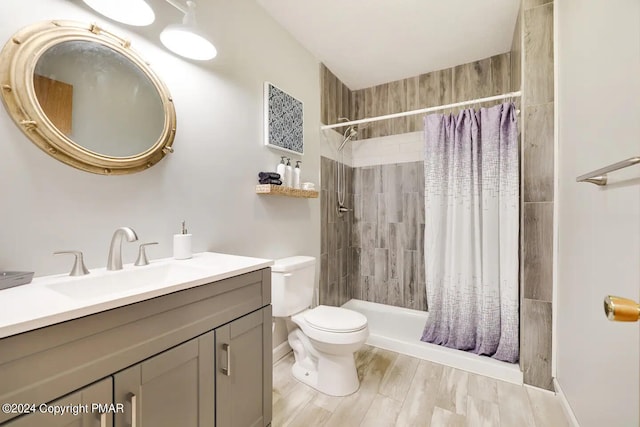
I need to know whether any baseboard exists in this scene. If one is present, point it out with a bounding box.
[553,378,581,427]
[273,341,292,363]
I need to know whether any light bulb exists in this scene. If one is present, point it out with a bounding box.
[82,0,155,27]
[160,25,217,61]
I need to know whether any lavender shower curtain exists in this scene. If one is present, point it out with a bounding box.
[420,103,519,363]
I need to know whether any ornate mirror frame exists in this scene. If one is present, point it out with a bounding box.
[0,21,177,175]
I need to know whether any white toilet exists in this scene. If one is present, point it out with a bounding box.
[271,256,369,396]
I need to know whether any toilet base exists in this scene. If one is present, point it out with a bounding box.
[291,352,360,397]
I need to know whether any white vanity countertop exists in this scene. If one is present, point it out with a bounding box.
[0,252,273,339]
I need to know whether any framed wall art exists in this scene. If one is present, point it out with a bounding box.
[264,82,304,155]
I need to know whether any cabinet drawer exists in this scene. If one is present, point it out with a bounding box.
[2,378,113,427]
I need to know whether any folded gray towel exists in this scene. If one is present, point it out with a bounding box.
[259,178,282,185]
[258,172,281,180]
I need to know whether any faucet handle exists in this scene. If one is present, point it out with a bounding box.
[54,250,90,276]
[135,242,158,266]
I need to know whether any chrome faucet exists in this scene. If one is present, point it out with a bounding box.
[107,227,138,270]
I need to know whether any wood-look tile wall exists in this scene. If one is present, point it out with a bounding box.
[319,3,555,392]
[321,53,512,139]
[350,162,427,311]
[349,53,512,139]
[319,156,353,307]
[320,64,352,126]
[519,0,555,391]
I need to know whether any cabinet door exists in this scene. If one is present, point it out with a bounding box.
[216,306,272,427]
[113,332,215,427]
[3,378,113,427]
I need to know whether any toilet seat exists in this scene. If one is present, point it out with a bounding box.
[291,306,369,347]
[303,305,368,333]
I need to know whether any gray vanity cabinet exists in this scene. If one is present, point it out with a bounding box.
[0,268,272,427]
[215,307,272,427]
[3,378,113,427]
[114,332,215,427]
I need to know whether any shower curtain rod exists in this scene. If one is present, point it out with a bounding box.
[320,90,522,130]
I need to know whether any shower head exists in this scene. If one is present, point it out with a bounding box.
[338,125,358,151]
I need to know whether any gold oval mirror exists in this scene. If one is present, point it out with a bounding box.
[0,21,176,175]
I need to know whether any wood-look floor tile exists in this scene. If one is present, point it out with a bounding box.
[435,366,469,415]
[468,372,499,403]
[379,354,420,402]
[359,394,403,426]
[355,345,377,375]
[527,386,571,427]
[326,347,396,426]
[466,396,500,427]
[324,387,375,427]
[272,381,316,427]
[312,392,343,413]
[396,360,444,426]
[430,407,466,427]
[272,348,572,427]
[273,354,298,399]
[360,348,398,391]
[286,403,332,427]
[496,381,535,427]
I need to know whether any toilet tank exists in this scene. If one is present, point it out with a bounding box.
[271,256,316,317]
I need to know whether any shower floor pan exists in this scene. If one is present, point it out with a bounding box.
[342,299,523,385]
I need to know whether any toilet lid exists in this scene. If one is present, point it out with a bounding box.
[304,306,368,333]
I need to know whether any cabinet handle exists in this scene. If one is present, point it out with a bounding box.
[222,343,231,376]
[99,412,107,427]
[128,393,137,427]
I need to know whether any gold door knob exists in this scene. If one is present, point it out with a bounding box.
[604,295,640,322]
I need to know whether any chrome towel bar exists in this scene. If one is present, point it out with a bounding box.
[576,156,640,186]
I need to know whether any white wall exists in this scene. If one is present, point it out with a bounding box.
[0,0,321,350]
[557,1,640,425]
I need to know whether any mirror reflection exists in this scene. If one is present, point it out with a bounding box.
[34,40,165,157]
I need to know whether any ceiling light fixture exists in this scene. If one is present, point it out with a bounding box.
[160,1,217,61]
[82,0,155,27]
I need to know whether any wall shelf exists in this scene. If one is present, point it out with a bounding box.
[255,184,318,198]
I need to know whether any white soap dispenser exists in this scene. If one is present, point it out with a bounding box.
[173,220,192,260]
[293,160,302,189]
[276,156,286,180]
[284,158,293,187]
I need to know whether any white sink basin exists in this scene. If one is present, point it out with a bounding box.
[0,252,274,339]
[46,263,207,300]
